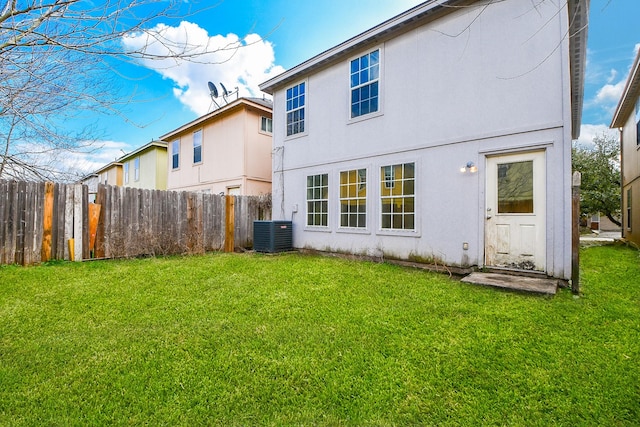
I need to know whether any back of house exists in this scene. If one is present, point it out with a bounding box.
[162,97,273,196]
[611,48,640,247]
[260,0,588,280]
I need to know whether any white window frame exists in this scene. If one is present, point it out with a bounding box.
[124,162,129,184]
[134,157,140,182]
[171,139,180,170]
[306,173,329,228]
[193,129,202,165]
[260,116,273,134]
[379,162,416,232]
[348,47,383,123]
[285,80,307,139]
[339,168,367,229]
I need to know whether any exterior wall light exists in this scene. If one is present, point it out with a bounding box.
[460,161,478,173]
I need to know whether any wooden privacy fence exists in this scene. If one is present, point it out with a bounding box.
[0,180,87,266]
[0,180,271,266]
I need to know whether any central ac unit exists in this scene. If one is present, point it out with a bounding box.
[253,221,293,253]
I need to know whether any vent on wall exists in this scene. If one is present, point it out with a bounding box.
[253,221,293,253]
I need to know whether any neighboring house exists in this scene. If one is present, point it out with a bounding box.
[611,48,640,247]
[87,140,167,193]
[586,213,621,233]
[78,173,99,203]
[118,140,168,190]
[161,97,273,195]
[95,161,123,188]
[260,0,588,280]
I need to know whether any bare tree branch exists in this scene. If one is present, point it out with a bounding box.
[0,0,262,182]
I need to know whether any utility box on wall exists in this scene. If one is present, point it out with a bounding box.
[253,221,293,253]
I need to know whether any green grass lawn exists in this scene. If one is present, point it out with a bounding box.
[1,245,638,426]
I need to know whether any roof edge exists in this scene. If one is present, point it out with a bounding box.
[611,48,640,129]
[568,0,589,140]
[159,97,273,141]
[259,0,471,94]
[93,161,123,175]
[117,140,167,163]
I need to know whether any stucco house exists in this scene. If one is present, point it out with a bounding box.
[95,161,123,187]
[118,140,168,190]
[611,47,640,247]
[161,97,273,196]
[259,0,588,280]
[78,172,100,203]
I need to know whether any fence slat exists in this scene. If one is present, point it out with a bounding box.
[0,181,8,264]
[72,184,83,261]
[51,183,61,260]
[82,185,89,259]
[41,182,55,262]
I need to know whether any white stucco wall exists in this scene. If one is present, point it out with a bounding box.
[270,1,573,279]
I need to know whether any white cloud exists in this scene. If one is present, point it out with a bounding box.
[4,140,133,182]
[575,124,618,147]
[67,140,134,176]
[122,22,286,116]
[583,45,639,123]
[594,79,626,104]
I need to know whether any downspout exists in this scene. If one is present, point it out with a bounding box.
[619,127,625,239]
[560,0,573,280]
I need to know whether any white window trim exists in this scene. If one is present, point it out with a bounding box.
[347,45,384,124]
[376,159,420,237]
[284,79,309,141]
[337,167,369,231]
[171,139,180,171]
[124,162,129,185]
[259,116,273,135]
[134,157,140,182]
[193,129,203,165]
[304,172,330,230]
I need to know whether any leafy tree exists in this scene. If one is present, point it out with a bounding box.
[0,1,243,182]
[572,133,621,226]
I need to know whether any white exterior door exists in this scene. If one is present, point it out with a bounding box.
[485,151,546,272]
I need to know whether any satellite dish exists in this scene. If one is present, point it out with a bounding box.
[219,82,229,97]
[208,81,218,98]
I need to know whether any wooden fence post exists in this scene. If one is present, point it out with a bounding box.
[572,171,581,294]
[224,195,235,252]
[41,182,55,262]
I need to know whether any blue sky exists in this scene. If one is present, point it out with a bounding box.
[77,0,640,172]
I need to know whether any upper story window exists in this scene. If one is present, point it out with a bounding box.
[193,129,202,164]
[172,139,180,169]
[350,49,379,118]
[261,116,273,134]
[286,82,305,136]
[124,162,129,184]
[134,157,140,182]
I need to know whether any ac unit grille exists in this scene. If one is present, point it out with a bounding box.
[253,221,293,253]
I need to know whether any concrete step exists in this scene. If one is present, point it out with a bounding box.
[460,272,558,295]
